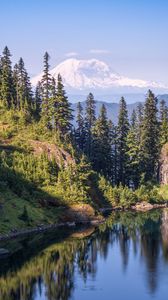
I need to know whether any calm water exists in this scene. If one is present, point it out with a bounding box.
[1,210,168,300]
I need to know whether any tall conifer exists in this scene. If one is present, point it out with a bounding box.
[0,46,14,108]
[84,93,96,158]
[141,90,159,181]
[117,97,129,185]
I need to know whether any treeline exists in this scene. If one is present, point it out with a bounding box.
[75,92,168,188]
[0,46,168,190]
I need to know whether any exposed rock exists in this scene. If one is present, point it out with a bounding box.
[61,204,104,223]
[132,201,166,211]
[29,140,75,168]
[160,143,168,185]
[132,201,154,211]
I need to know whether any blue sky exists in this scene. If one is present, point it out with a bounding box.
[0,0,168,83]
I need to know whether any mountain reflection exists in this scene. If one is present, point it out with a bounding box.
[1,209,168,300]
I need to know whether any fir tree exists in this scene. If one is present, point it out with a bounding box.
[13,58,33,110]
[141,90,159,182]
[75,102,85,151]
[35,81,43,117]
[136,103,144,144]
[0,46,14,108]
[54,74,73,135]
[48,77,57,129]
[117,97,129,186]
[126,110,141,188]
[84,93,96,158]
[110,122,118,185]
[92,104,112,178]
[41,52,52,127]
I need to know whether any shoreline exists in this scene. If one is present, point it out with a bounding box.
[0,202,167,242]
[0,219,104,242]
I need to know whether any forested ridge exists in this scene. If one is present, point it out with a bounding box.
[0,47,168,233]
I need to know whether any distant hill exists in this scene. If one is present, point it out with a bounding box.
[71,94,168,125]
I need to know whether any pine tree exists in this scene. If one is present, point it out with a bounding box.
[84,93,96,158]
[159,99,168,146]
[126,110,141,188]
[48,77,57,129]
[141,90,159,182]
[136,103,144,144]
[41,52,52,127]
[117,97,129,185]
[35,81,43,117]
[13,63,19,108]
[75,102,85,151]
[110,122,118,185]
[13,58,33,110]
[54,74,73,135]
[0,46,14,108]
[92,104,112,178]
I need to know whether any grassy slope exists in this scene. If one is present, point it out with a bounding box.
[0,187,64,234]
[0,108,71,234]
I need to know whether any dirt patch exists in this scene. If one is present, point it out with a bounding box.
[29,140,75,168]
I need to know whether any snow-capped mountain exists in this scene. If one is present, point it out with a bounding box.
[31,58,168,92]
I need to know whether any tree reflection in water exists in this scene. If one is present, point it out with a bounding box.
[1,209,168,300]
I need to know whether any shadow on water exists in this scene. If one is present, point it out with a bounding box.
[1,209,168,300]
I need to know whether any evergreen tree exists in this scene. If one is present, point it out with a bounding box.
[41,52,52,127]
[117,97,129,186]
[107,119,117,184]
[159,99,168,146]
[48,77,57,129]
[126,110,141,188]
[84,93,96,158]
[110,123,118,185]
[136,103,144,144]
[13,58,33,110]
[92,104,112,178]
[0,46,14,108]
[141,90,159,182]
[54,74,73,135]
[35,81,43,117]
[75,102,85,151]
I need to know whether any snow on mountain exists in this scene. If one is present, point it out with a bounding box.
[31,58,167,91]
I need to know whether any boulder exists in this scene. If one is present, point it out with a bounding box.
[132,201,153,211]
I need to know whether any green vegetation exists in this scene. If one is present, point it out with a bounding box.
[0,46,168,234]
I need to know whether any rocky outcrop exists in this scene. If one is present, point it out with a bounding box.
[60,204,104,224]
[160,144,168,185]
[132,201,166,211]
[30,140,75,168]
[132,202,154,211]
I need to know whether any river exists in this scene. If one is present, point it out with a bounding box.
[0,209,168,300]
